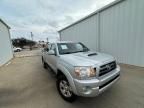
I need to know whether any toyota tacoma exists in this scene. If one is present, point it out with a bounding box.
[42,41,120,102]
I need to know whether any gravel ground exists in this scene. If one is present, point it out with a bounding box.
[14,49,41,57]
[0,50,144,108]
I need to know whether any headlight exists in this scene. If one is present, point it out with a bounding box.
[74,67,96,79]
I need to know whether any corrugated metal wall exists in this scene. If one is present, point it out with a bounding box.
[60,15,99,51]
[99,0,144,67]
[0,21,13,66]
[60,0,144,67]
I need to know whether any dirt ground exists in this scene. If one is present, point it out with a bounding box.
[0,50,144,108]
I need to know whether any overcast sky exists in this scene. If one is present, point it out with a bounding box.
[0,0,115,42]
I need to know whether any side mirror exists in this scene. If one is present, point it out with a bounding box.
[48,50,55,55]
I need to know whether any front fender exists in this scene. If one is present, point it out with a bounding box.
[57,63,78,95]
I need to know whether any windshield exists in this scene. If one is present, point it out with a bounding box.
[57,42,89,55]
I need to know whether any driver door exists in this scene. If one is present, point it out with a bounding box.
[45,44,57,72]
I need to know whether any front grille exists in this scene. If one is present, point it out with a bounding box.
[99,61,116,76]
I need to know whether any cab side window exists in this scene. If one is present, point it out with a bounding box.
[50,44,57,54]
[51,44,55,50]
[48,44,51,51]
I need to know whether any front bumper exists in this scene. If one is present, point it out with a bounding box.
[73,65,120,97]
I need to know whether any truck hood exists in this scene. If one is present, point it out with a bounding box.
[60,51,115,66]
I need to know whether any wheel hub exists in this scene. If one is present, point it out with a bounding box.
[59,80,72,97]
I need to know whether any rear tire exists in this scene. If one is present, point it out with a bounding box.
[56,75,77,102]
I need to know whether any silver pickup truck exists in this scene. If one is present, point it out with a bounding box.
[42,41,120,102]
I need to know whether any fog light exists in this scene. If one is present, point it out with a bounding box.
[82,86,87,91]
[82,86,92,94]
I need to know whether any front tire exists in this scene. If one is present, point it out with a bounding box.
[56,75,77,102]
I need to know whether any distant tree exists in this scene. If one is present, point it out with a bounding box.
[12,38,36,49]
[26,39,36,50]
[12,38,26,48]
[26,39,36,46]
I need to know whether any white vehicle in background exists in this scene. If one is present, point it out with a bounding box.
[13,47,22,52]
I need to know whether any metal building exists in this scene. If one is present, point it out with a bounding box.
[59,0,144,67]
[0,19,13,66]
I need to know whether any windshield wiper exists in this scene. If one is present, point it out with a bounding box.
[62,49,89,54]
[62,52,72,54]
[75,49,89,53]
[83,50,89,52]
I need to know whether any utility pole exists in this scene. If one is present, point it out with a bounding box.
[30,32,33,41]
[30,32,33,50]
[46,37,49,44]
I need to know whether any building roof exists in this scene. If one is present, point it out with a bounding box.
[0,18,10,29]
[58,0,125,32]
